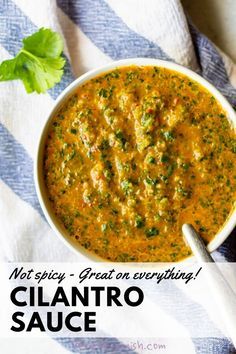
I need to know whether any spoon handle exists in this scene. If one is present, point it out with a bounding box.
[182,224,236,348]
[182,224,214,263]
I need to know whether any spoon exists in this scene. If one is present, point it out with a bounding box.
[182,224,236,348]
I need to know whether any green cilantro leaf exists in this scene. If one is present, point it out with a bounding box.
[22,28,64,58]
[0,28,65,93]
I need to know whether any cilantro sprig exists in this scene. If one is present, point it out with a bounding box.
[0,28,66,93]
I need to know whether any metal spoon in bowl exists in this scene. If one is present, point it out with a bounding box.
[182,224,236,348]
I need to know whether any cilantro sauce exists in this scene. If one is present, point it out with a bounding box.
[44,66,236,262]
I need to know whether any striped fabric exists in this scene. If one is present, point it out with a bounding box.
[0,1,236,353]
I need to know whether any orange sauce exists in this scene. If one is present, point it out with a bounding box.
[44,66,236,261]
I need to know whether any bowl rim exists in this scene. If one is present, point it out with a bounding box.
[34,57,236,262]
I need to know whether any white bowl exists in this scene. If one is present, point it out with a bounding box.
[34,58,236,262]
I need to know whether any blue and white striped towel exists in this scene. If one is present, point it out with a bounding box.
[0,1,236,353]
